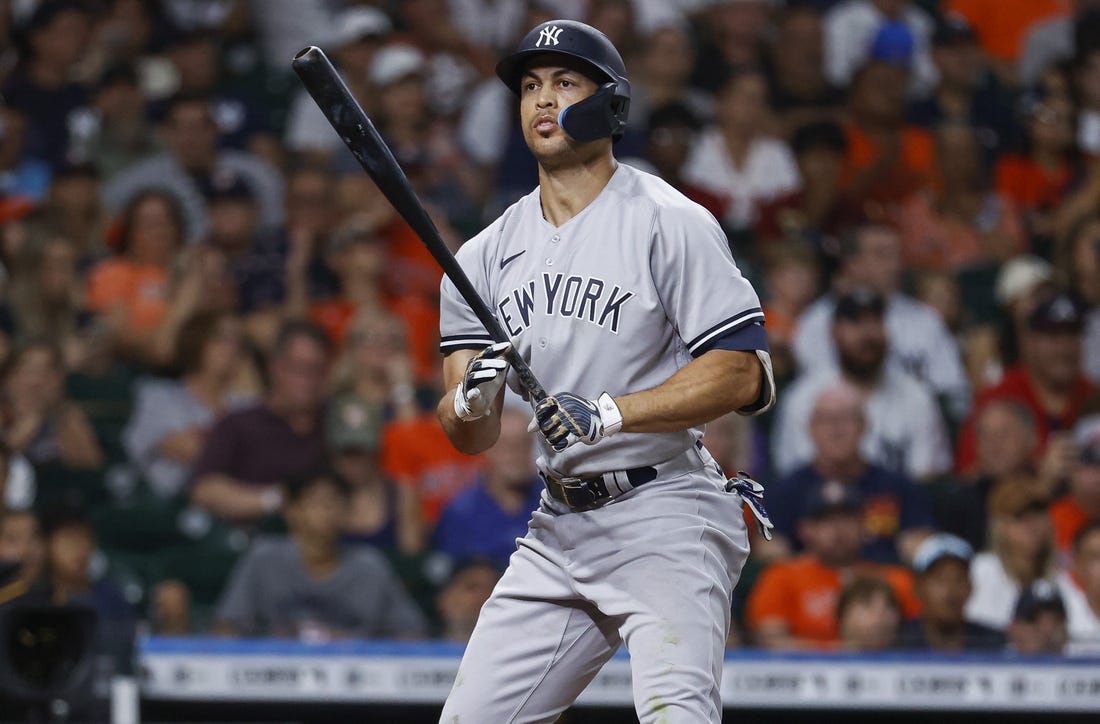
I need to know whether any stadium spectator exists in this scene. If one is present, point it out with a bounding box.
[765,5,842,140]
[774,287,952,479]
[0,340,102,469]
[327,392,421,554]
[122,311,254,500]
[191,321,329,523]
[900,533,1005,651]
[0,98,50,204]
[746,481,919,650]
[769,381,934,565]
[839,59,935,212]
[149,579,192,636]
[0,507,43,593]
[629,21,710,130]
[330,311,424,424]
[638,103,725,220]
[85,189,184,356]
[1020,0,1100,87]
[957,291,1095,475]
[4,235,94,369]
[896,123,1027,272]
[793,224,970,420]
[1059,213,1100,382]
[37,504,137,669]
[758,241,821,382]
[692,0,777,92]
[432,406,542,571]
[908,14,1017,166]
[284,6,393,162]
[156,29,277,163]
[293,221,439,386]
[1057,520,1100,653]
[213,469,426,640]
[681,68,801,233]
[1051,417,1100,556]
[823,0,936,97]
[836,577,903,651]
[77,65,158,181]
[103,93,284,242]
[0,1,91,169]
[966,481,1057,631]
[201,170,286,321]
[23,162,108,263]
[279,165,339,299]
[434,556,501,643]
[995,89,1076,247]
[1006,580,1069,655]
[755,121,862,246]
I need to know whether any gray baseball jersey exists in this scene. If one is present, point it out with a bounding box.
[440,162,765,475]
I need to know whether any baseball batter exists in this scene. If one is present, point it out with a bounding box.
[437,20,775,724]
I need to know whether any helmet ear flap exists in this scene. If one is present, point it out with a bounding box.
[558,82,630,143]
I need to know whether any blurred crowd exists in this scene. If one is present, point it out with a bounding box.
[0,0,1099,681]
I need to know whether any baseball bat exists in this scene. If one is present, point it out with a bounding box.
[291,45,548,403]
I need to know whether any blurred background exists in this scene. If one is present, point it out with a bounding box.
[0,0,1099,721]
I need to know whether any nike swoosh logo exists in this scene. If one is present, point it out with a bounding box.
[499,250,526,270]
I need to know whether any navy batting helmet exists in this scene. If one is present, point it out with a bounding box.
[496,19,631,143]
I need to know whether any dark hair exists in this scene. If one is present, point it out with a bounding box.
[38,501,93,540]
[646,102,701,134]
[836,577,900,623]
[116,189,186,256]
[174,310,230,376]
[283,468,351,504]
[160,91,215,124]
[792,121,847,157]
[271,319,331,361]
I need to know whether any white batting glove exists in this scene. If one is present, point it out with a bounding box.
[528,392,623,451]
[453,341,512,421]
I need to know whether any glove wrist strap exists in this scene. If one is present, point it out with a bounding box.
[596,392,623,437]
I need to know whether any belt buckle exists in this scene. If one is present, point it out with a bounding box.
[558,475,609,511]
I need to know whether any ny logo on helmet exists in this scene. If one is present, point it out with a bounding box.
[536,25,563,47]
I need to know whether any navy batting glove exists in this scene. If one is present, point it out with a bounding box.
[528,392,623,451]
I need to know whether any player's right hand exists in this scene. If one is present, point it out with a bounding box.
[453,341,512,421]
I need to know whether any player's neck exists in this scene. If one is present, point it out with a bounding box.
[537,153,618,227]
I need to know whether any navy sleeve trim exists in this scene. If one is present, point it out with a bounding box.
[687,308,765,355]
[440,334,495,353]
[696,322,770,357]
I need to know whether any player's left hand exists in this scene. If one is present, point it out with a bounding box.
[528,392,623,451]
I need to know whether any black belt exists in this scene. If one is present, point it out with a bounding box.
[539,466,658,512]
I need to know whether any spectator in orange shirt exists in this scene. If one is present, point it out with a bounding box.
[995,88,1076,243]
[291,220,439,385]
[841,60,936,214]
[1051,417,1100,556]
[746,481,919,650]
[896,123,1026,272]
[86,190,183,343]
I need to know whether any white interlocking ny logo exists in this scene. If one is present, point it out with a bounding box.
[537,25,563,47]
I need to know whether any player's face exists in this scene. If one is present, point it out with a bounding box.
[519,63,603,166]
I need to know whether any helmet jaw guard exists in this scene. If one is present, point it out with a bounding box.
[557,82,630,143]
[497,20,631,143]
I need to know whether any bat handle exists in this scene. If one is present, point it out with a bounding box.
[505,347,548,404]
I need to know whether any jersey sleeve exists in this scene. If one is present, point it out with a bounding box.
[439,239,496,354]
[649,204,766,357]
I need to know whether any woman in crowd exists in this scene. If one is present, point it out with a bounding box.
[0,341,103,469]
[122,310,255,499]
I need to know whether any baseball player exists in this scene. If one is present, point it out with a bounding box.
[437,20,775,724]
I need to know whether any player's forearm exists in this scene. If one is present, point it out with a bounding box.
[614,350,762,433]
[437,387,502,455]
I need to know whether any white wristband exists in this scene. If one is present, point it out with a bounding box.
[596,392,623,437]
